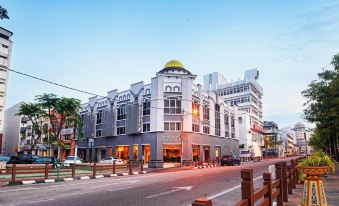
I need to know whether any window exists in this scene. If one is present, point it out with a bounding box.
[215,104,221,136]
[96,129,102,137]
[203,126,210,134]
[164,97,181,114]
[117,105,126,120]
[164,122,181,131]
[192,124,200,132]
[2,44,8,48]
[203,106,210,120]
[238,117,242,124]
[231,115,235,128]
[117,127,125,135]
[224,113,229,137]
[143,123,150,132]
[143,100,150,116]
[192,101,200,117]
[96,110,103,124]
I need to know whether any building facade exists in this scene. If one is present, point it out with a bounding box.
[0,27,13,154]
[293,122,312,155]
[203,69,264,147]
[77,60,240,168]
[279,127,296,156]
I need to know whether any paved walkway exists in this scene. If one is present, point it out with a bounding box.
[287,165,339,206]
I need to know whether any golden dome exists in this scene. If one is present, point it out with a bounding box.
[164,60,184,69]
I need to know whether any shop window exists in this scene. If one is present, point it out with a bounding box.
[133,145,138,160]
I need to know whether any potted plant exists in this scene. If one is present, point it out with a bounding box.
[298,151,337,206]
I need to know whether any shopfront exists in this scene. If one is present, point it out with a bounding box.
[192,145,200,161]
[163,144,181,162]
[115,145,129,160]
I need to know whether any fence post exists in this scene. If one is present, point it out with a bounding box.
[287,165,293,194]
[275,162,283,206]
[241,169,254,206]
[129,160,132,174]
[44,163,49,179]
[280,162,288,202]
[140,160,143,172]
[93,163,96,177]
[72,163,75,178]
[11,164,16,183]
[290,159,296,188]
[113,160,116,174]
[263,173,272,206]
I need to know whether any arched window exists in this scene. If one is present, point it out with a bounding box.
[127,94,130,99]
[165,86,172,92]
[119,96,122,101]
[145,89,151,94]
[123,95,126,100]
[173,86,180,92]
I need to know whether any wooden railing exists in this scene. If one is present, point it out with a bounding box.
[0,160,145,184]
[192,158,299,206]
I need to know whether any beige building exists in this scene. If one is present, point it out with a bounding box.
[0,27,13,154]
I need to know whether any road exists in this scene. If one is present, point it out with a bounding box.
[0,158,294,206]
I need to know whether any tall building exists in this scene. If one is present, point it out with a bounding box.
[203,69,264,146]
[293,122,312,155]
[0,27,13,154]
[279,127,296,156]
[78,60,240,168]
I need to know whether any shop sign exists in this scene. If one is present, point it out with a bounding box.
[161,135,182,143]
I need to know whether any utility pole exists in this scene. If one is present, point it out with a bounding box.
[181,109,184,167]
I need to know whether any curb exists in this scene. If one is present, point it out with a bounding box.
[3,171,150,187]
[195,165,221,169]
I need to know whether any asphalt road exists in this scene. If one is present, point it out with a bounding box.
[0,157,295,206]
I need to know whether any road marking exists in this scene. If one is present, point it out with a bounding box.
[108,186,133,192]
[16,198,55,205]
[146,186,193,199]
[207,176,262,200]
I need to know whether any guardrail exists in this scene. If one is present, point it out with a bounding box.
[0,160,145,184]
[192,158,299,206]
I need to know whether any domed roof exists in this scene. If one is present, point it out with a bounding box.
[164,60,184,69]
[294,121,306,129]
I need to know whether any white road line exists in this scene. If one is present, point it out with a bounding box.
[108,186,133,192]
[207,176,263,200]
[16,198,55,205]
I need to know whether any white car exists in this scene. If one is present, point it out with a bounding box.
[99,157,124,165]
[63,156,82,167]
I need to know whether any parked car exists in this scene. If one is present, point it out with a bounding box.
[220,155,241,166]
[0,156,23,164]
[99,157,124,165]
[33,157,55,164]
[19,154,39,164]
[63,156,82,167]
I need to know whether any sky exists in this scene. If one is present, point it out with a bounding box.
[1,0,339,128]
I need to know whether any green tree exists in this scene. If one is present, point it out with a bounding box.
[302,53,339,160]
[0,6,9,20]
[16,103,46,152]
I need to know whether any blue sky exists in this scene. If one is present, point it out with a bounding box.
[1,0,339,128]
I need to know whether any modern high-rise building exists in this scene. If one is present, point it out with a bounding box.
[203,69,264,146]
[0,27,13,154]
[78,60,240,167]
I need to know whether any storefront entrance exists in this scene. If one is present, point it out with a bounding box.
[115,146,129,160]
[192,145,200,161]
[215,146,221,161]
[142,145,151,162]
[163,144,181,162]
[203,145,210,162]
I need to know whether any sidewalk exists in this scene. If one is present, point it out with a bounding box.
[286,165,339,206]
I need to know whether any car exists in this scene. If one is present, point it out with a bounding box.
[220,155,241,166]
[99,157,124,165]
[0,156,23,164]
[32,157,55,164]
[63,156,82,167]
[19,154,39,164]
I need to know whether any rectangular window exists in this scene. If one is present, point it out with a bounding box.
[143,123,150,132]
[164,97,181,114]
[238,117,242,124]
[96,110,103,124]
[192,102,200,117]
[164,122,181,131]
[117,127,125,135]
[215,104,221,136]
[203,126,210,134]
[231,116,235,128]
[96,129,102,137]
[192,124,200,132]
[203,106,210,120]
[117,105,126,120]
[143,101,150,116]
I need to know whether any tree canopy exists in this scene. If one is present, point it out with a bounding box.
[302,53,339,160]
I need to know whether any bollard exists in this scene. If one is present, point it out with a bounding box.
[93,163,97,177]
[72,163,75,178]
[192,198,212,206]
[140,160,143,172]
[44,163,49,179]
[11,164,16,183]
[129,161,132,174]
[213,159,215,166]
[113,160,116,174]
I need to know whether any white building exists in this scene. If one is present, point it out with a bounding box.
[0,27,13,154]
[204,69,264,147]
[293,122,312,155]
[279,127,296,156]
[78,60,240,167]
